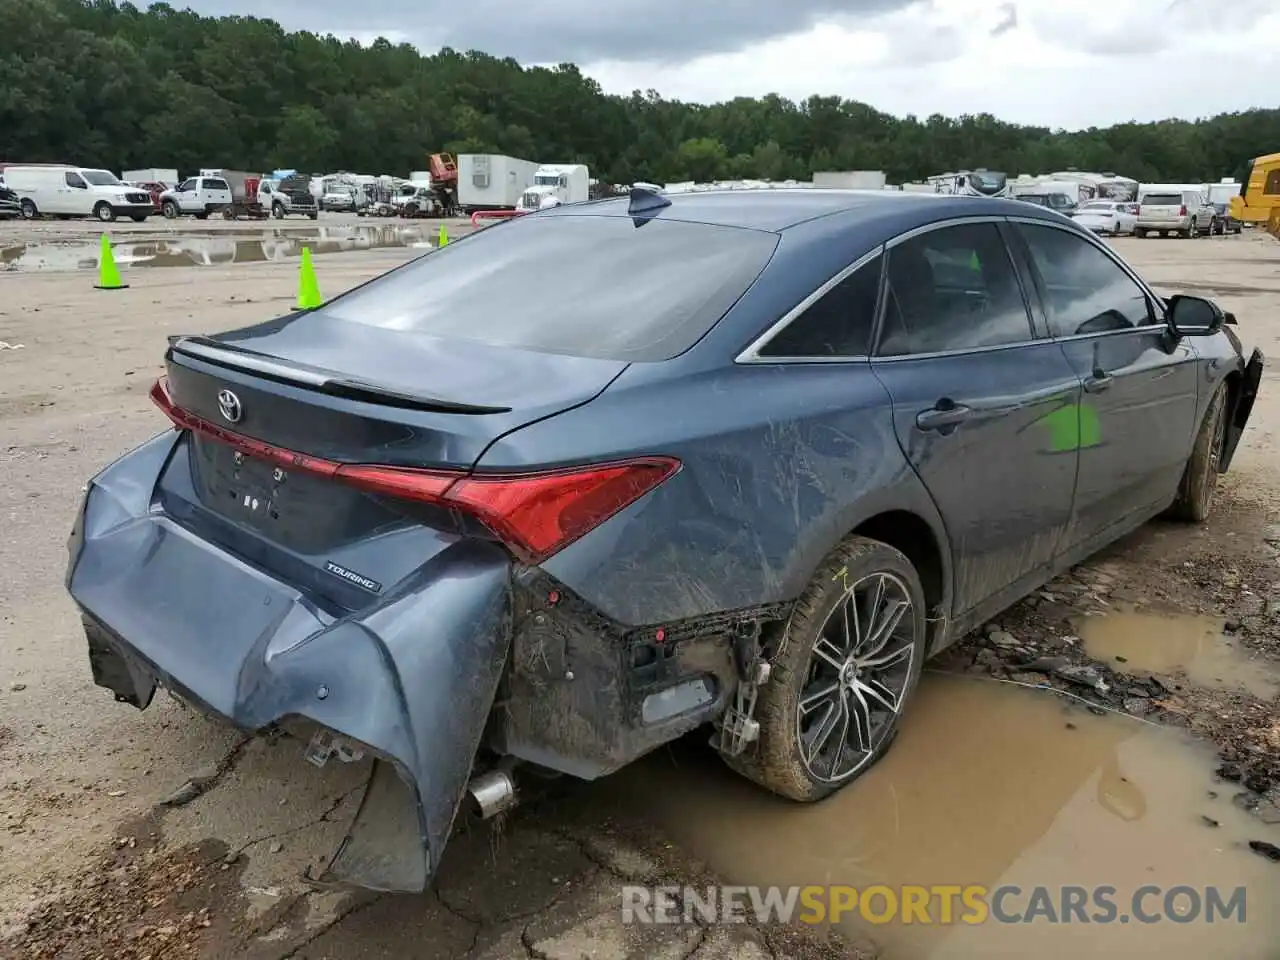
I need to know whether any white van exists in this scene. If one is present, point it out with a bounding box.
[4,165,154,222]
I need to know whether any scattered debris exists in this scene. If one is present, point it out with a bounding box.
[1248,840,1280,863]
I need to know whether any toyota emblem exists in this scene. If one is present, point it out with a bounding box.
[217,389,242,423]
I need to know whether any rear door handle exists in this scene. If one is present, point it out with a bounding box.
[1083,371,1113,393]
[916,402,973,431]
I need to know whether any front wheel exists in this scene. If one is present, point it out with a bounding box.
[309,211,319,220]
[1167,384,1228,523]
[93,201,115,223]
[162,201,179,219]
[723,535,927,802]
[272,203,285,219]
[130,215,147,222]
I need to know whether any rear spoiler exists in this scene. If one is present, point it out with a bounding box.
[167,335,511,414]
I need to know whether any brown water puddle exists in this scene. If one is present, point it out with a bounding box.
[0,225,435,272]
[600,675,1279,959]
[1077,606,1280,700]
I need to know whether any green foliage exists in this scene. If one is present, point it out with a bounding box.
[2,0,1277,183]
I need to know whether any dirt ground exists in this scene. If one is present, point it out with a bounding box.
[0,217,1277,960]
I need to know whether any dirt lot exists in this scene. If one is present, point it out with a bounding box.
[0,218,1277,959]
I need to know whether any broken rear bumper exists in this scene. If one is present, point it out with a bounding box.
[65,432,512,892]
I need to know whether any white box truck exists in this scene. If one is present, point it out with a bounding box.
[812,170,887,190]
[123,168,179,186]
[516,164,590,212]
[457,154,539,212]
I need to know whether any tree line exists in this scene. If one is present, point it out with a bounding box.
[2,0,1277,186]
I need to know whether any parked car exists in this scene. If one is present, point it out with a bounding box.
[4,165,153,222]
[260,175,319,219]
[1134,191,1217,238]
[0,184,19,219]
[321,189,355,212]
[65,190,1263,894]
[127,180,168,213]
[1071,199,1138,236]
[160,176,234,219]
[1210,202,1243,235]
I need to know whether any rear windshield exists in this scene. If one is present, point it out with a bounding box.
[317,214,780,361]
[1142,194,1182,206]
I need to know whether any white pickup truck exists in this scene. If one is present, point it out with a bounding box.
[159,175,234,220]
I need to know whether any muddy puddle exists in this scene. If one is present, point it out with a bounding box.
[0,225,436,273]
[601,674,1279,959]
[1078,606,1280,700]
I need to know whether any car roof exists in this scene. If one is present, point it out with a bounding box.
[546,189,1057,232]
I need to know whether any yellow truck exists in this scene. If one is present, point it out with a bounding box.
[1229,152,1280,230]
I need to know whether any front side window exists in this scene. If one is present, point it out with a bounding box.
[176,179,193,191]
[64,173,86,188]
[757,255,882,358]
[81,169,119,186]
[1263,169,1280,196]
[1017,223,1155,336]
[877,222,1033,357]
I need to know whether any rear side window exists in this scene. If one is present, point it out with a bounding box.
[758,255,881,358]
[317,215,779,361]
[205,179,230,191]
[877,223,1033,357]
[1141,194,1182,206]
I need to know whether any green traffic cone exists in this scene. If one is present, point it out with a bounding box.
[296,246,322,310]
[438,223,448,247]
[95,233,127,290]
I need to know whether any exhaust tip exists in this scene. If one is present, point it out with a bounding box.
[467,768,517,820]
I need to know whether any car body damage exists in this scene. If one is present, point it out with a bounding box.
[69,432,513,891]
[65,190,1262,895]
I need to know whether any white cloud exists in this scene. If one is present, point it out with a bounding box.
[574,0,1280,129]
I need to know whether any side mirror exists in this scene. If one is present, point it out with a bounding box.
[1168,294,1225,336]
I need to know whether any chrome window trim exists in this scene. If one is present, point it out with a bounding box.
[734,245,883,364]
[869,336,1053,364]
[874,215,1039,358]
[735,214,1014,365]
[1004,214,1170,341]
[733,213,1169,365]
[882,214,1006,250]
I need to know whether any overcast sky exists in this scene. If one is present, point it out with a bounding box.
[191,0,1276,130]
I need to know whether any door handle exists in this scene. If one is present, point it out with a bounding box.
[1083,370,1113,393]
[916,401,973,431]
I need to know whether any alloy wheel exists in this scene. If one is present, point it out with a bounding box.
[796,571,917,784]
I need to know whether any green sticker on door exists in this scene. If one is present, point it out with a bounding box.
[1041,402,1102,452]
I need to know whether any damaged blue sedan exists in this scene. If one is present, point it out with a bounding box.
[66,187,1262,891]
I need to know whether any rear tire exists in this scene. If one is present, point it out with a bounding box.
[1168,384,1228,523]
[19,199,37,219]
[1135,228,1147,239]
[130,214,147,222]
[722,535,927,802]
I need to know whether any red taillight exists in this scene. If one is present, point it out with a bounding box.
[444,459,680,562]
[150,376,680,563]
[1179,205,1187,216]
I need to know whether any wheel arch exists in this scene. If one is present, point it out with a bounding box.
[850,509,950,655]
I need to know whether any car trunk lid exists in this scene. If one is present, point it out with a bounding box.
[156,325,628,609]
